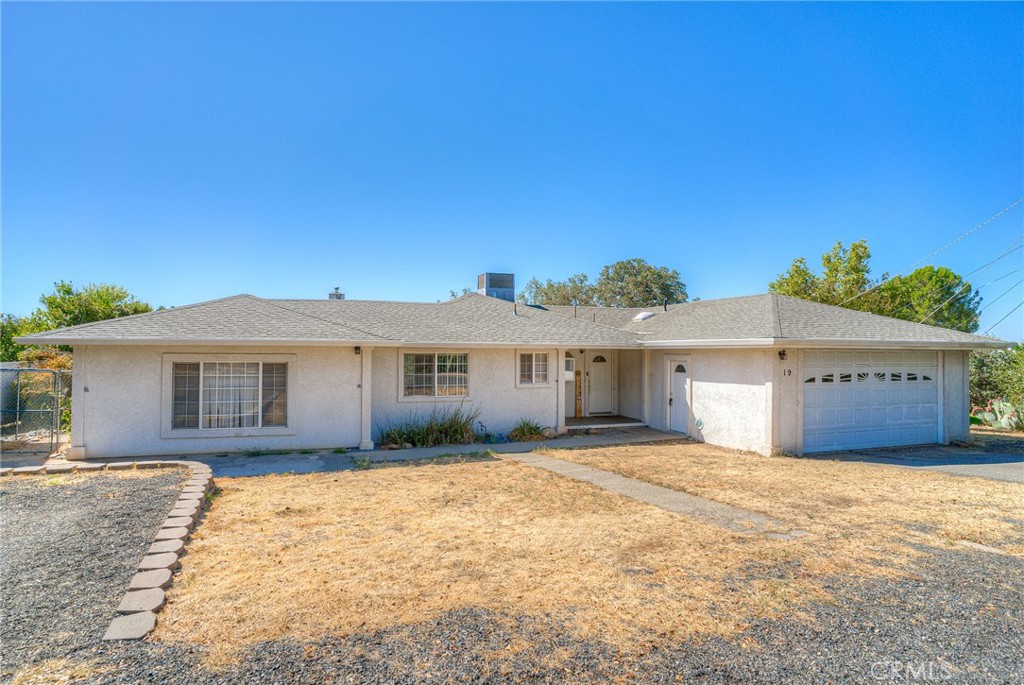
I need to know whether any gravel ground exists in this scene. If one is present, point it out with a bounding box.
[0,471,187,682]
[11,544,1018,684]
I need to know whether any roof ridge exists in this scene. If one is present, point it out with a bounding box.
[769,293,783,338]
[24,293,259,337]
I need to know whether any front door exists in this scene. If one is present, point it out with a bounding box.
[668,360,689,433]
[588,354,612,414]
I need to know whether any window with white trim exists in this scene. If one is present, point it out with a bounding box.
[519,352,549,384]
[171,362,287,429]
[403,353,468,397]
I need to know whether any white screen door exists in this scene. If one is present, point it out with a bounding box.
[668,361,689,433]
[588,354,612,414]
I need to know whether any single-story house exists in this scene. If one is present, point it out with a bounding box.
[17,273,1008,459]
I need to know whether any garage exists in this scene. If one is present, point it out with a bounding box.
[802,350,939,453]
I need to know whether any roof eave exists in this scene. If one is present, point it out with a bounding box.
[639,337,1011,350]
[13,337,396,347]
[14,337,639,349]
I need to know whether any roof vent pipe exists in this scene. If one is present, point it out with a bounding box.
[329,287,345,300]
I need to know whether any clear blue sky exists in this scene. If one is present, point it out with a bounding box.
[2,2,1022,340]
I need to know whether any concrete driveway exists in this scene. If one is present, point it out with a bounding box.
[813,444,1024,484]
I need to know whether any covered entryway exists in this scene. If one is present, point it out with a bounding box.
[802,350,939,453]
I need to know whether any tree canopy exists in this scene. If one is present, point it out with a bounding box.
[1,281,152,361]
[518,259,687,308]
[769,240,981,333]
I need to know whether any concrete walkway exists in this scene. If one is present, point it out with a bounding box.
[501,451,796,535]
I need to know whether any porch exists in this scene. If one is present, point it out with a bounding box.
[566,415,646,429]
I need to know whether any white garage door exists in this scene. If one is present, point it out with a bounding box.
[803,350,939,453]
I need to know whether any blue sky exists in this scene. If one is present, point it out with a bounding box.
[2,2,1022,340]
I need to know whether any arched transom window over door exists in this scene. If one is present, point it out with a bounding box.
[675,364,686,374]
[592,355,606,363]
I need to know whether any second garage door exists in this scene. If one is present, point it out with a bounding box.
[803,350,939,453]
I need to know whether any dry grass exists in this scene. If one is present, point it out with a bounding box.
[157,460,818,663]
[548,441,1024,557]
[155,443,1023,664]
[11,658,108,685]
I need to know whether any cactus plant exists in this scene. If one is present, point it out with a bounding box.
[972,400,1024,431]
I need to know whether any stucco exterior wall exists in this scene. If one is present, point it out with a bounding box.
[70,345,363,459]
[646,348,774,455]
[617,350,643,420]
[942,350,970,442]
[773,349,801,455]
[370,347,559,438]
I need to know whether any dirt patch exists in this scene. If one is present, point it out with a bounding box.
[968,427,1024,454]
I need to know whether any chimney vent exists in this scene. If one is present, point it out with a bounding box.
[476,273,515,302]
[328,287,345,300]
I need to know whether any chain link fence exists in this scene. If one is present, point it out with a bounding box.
[1,368,72,455]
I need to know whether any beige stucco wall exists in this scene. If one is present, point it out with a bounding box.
[617,350,643,420]
[773,349,801,455]
[646,348,774,455]
[370,347,559,438]
[69,345,363,458]
[942,350,970,442]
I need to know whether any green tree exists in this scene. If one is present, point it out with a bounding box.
[594,258,687,307]
[3,281,153,359]
[1,314,30,362]
[877,266,981,333]
[769,241,981,332]
[769,240,885,309]
[34,281,151,330]
[518,273,597,306]
[518,260,687,307]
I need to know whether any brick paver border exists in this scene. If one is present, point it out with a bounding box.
[0,460,215,641]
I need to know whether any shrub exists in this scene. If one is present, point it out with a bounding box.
[377,405,482,448]
[507,418,546,442]
[970,345,1024,408]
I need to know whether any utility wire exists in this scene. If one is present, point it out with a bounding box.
[883,268,1021,321]
[917,239,1024,325]
[984,300,1023,336]
[839,198,1024,307]
[979,278,1024,314]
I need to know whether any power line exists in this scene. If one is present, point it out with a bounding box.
[917,239,1024,325]
[979,278,1024,314]
[839,198,1024,307]
[984,300,1023,336]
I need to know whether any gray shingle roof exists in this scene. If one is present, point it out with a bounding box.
[18,293,637,347]
[17,292,1007,349]
[541,294,1007,347]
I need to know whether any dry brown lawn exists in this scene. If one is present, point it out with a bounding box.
[155,445,1023,664]
[549,440,1024,556]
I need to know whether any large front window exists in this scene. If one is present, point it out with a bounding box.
[403,353,468,397]
[172,362,287,429]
